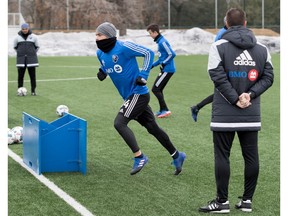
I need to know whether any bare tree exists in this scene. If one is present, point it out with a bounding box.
[8,0,280,32]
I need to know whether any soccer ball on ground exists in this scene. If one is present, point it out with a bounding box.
[56,105,69,117]
[17,87,27,96]
[11,126,23,143]
[8,129,16,145]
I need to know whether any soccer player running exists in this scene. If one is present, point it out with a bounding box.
[95,22,186,175]
[146,24,176,118]
[198,8,273,213]
[190,17,227,122]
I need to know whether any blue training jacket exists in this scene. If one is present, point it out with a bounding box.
[214,27,227,42]
[96,40,154,100]
[152,34,176,73]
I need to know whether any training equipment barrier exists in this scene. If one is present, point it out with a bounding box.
[22,112,87,175]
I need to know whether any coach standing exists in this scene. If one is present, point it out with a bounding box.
[199,8,274,213]
[14,23,40,96]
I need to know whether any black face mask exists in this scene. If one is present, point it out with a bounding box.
[96,37,117,53]
[154,33,161,42]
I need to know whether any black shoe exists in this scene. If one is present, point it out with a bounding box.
[31,92,37,96]
[199,199,230,213]
[235,198,252,212]
[191,106,199,122]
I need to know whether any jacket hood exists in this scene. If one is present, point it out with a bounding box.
[221,26,257,49]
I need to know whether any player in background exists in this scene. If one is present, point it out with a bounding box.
[146,24,176,118]
[214,16,228,41]
[13,23,40,96]
[190,17,227,122]
[95,22,186,175]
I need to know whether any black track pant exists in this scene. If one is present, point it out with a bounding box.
[213,131,259,201]
[197,94,213,109]
[152,72,173,111]
[18,66,36,93]
[114,93,176,155]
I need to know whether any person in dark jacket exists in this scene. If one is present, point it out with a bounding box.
[147,24,176,118]
[14,23,40,96]
[199,8,274,213]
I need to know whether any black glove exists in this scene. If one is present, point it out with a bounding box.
[97,68,107,81]
[135,76,147,86]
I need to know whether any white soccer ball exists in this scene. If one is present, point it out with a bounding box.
[8,129,16,145]
[56,105,69,117]
[17,87,27,96]
[11,126,23,143]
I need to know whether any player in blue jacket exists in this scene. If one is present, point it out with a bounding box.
[147,24,176,118]
[95,22,186,175]
[214,16,228,41]
[190,16,227,122]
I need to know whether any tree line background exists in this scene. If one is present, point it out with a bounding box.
[8,0,280,34]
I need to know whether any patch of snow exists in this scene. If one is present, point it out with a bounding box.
[8,28,280,56]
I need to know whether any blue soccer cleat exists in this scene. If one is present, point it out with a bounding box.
[191,106,199,122]
[154,110,162,116]
[172,152,186,175]
[157,110,172,118]
[130,155,148,175]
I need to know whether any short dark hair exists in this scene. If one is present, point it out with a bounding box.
[226,8,246,27]
[146,23,160,33]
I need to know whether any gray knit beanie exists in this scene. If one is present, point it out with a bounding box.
[96,22,117,38]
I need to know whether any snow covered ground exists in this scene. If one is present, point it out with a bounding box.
[8,28,280,56]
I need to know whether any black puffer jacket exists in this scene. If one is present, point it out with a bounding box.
[208,26,274,131]
[14,29,40,68]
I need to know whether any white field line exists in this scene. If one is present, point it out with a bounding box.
[8,149,95,216]
[8,77,100,83]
